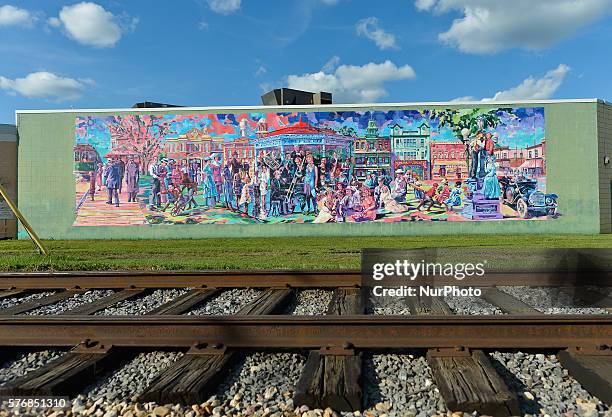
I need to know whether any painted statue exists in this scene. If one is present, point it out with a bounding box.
[482,156,501,199]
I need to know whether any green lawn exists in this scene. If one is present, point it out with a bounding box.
[0,235,612,271]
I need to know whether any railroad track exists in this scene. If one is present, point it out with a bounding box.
[0,271,611,417]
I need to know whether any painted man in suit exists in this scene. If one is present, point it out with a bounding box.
[105,159,122,207]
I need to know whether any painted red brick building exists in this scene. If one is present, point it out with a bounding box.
[429,141,468,181]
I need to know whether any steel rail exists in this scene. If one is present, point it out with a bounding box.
[0,270,610,289]
[0,315,610,349]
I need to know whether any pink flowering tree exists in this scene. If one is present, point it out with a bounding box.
[107,115,175,174]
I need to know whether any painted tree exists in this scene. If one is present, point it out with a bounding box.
[107,115,175,174]
[425,107,515,141]
[424,107,516,170]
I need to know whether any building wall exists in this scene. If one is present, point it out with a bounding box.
[597,101,612,233]
[16,101,602,239]
[0,124,17,239]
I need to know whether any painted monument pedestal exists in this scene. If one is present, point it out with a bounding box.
[462,178,502,220]
[462,191,503,220]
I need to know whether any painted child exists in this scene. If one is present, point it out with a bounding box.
[443,181,463,212]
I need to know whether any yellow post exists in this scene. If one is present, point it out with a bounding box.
[0,182,49,256]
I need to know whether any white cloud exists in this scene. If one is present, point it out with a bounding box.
[320,0,340,4]
[415,0,437,10]
[452,64,570,101]
[355,17,399,50]
[0,71,92,102]
[254,65,267,77]
[321,56,341,73]
[48,2,133,48]
[416,0,612,54]
[483,64,570,101]
[207,0,241,15]
[286,60,416,103]
[198,20,209,30]
[0,5,37,27]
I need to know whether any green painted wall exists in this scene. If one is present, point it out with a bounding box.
[16,101,602,239]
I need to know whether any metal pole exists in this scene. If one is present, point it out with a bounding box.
[0,182,49,256]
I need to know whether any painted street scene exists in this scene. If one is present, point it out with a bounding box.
[74,107,557,226]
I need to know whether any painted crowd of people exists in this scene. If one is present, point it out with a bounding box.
[147,147,471,222]
[85,147,474,222]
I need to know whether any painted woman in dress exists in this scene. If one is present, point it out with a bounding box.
[201,157,218,207]
[312,188,336,223]
[378,178,409,213]
[303,154,318,214]
[350,187,377,222]
[258,165,270,219]
[482,156,501,200]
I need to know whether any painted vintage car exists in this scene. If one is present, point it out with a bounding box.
[499,176,558,218]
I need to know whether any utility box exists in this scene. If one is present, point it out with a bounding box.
[0,124,17,239]
[261,88,332,105]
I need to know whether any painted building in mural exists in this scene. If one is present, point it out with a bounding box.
[494,139,546,177]
[429,142,468,181]
[163,128,224,168]
[353,120,394,181]
[390,122,430,180]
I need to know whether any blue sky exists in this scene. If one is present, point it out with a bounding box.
[1,0,612,124]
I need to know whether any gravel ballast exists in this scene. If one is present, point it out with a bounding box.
[23,290,115,315]
[362,352,447,417]
[490,351,610,417]
[0,349,66,386]
[186,288,261,315]
[444,296,504,315]
[83,351,184,403]
[285,289,333,315]
[0,291,56,311]
[368,298,413,315]
[212,351,306,414]
[498,286,610,314]
[95,289,190,315]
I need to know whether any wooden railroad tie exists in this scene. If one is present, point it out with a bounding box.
[140,350,235,405]
[139,288,293,405]
[0,289,28,301]
[560,286,612,313]
[403,294,453,315]
[481,287,541,315]
[0,290,86,316]
[558,350,612,404]
[295,288,363,412]
[147,289,220,315]
[427,350,521,416]
[0,342,118,397]
[416,295,521,416]
[64,289,146,315]
[294,350,362,412]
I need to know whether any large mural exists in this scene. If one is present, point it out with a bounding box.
[73,107,557,226]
